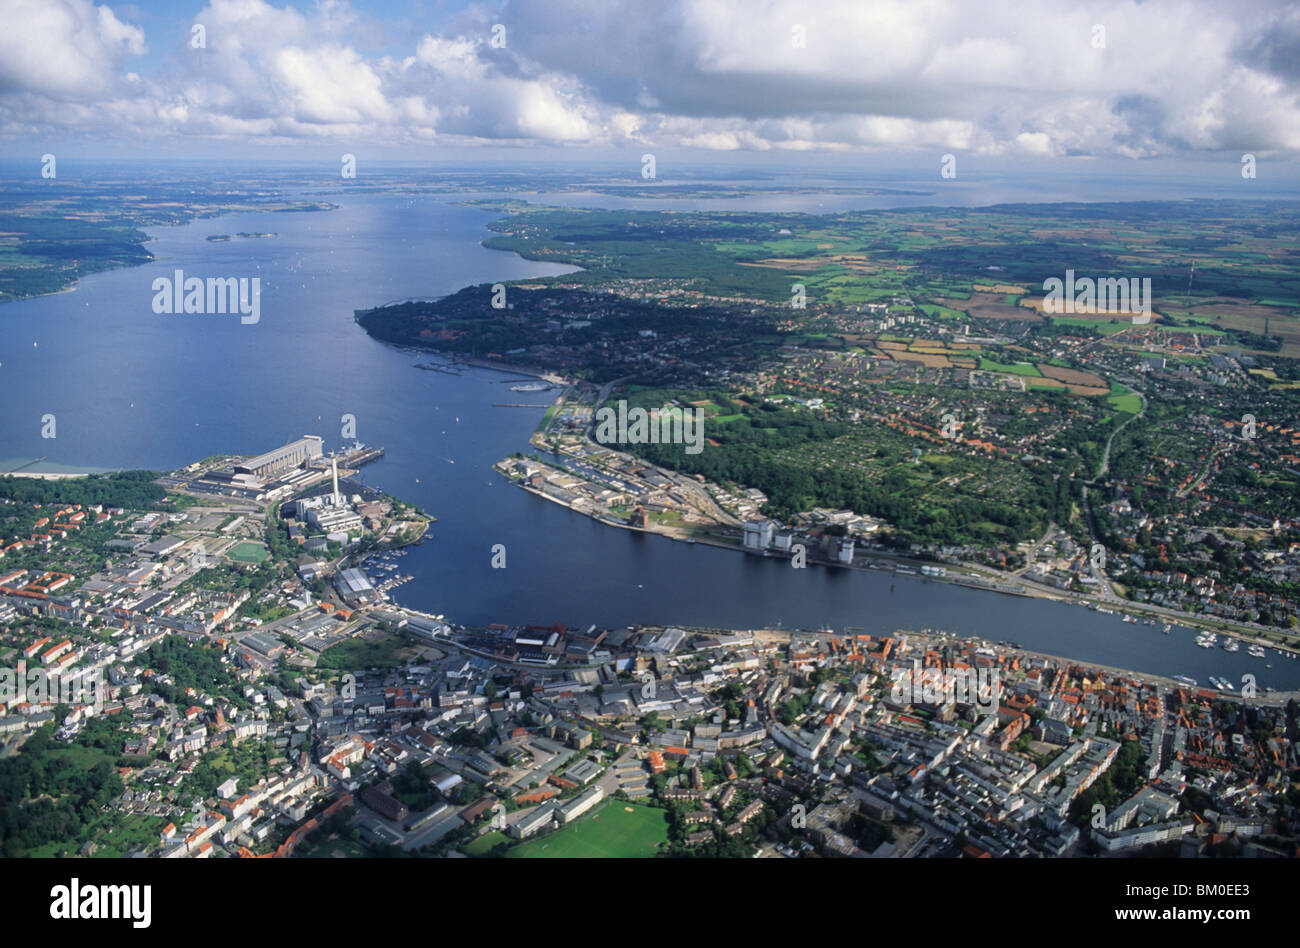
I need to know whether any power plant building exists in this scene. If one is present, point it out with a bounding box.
[308,505,364,536]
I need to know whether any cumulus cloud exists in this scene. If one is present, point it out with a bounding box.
[0,0,144,99]
[0,0,1297,155]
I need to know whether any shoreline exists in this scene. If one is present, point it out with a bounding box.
[497,456,1300,660]
[750,626,1300,704]
[1,465,115,479]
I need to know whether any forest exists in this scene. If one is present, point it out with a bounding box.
[0,470,164,508]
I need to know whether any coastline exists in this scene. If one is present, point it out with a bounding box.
[0,462,115,479]
[496,455,1300,660]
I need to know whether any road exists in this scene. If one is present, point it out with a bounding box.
[1014,521,1057,576]
[1095,389,1146,480]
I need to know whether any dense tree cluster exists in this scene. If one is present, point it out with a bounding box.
[0,470,164,508]
[0,726,125,857]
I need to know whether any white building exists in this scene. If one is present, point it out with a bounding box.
[743,520,776,550]
[558,786,605,824]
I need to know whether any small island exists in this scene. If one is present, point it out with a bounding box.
[206,232,277,242]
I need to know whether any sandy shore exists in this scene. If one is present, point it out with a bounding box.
[1,470,101,480]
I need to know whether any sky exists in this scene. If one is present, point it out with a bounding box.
[1,0,1299,166]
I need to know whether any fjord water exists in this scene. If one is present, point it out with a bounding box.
[0,188,1295,689]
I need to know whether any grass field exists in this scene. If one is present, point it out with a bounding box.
[463,830,510,855]
[506,802,668,858]
[979,358,1042,377]
[1108,384,1142,414]
[226,541,269,563]
[297,835,373,858]
[318,632,409,670]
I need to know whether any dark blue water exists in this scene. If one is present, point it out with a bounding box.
[1,189,1296,690]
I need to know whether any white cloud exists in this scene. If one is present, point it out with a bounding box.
[0,0,1296,156]
[0,0,144,99]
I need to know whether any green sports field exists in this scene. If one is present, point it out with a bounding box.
[226,541,269,563]
[507,802,668,858]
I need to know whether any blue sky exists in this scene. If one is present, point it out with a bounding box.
[111,0,480,70]
[2,0,1298,165]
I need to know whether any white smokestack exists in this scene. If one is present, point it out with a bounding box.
[331,456,341,507]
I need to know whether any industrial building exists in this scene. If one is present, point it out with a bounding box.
[335,568,376,604]
[308,506,364,536]
[234,435,323,478]
[407,615,450,642]
[743,519,776,550]
[296,456,364,538]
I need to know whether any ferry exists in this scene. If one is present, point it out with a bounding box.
[1208,676,1223,690]
[1172,675,1198,687]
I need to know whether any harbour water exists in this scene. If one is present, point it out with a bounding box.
[1,181,1297,690]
